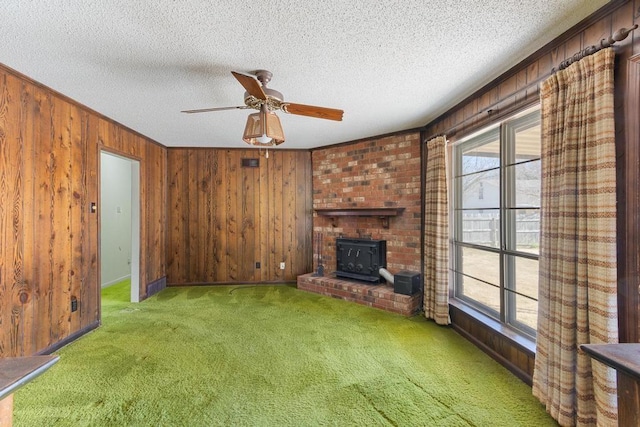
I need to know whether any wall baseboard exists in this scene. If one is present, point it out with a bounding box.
[167,281,297,287]
[146,276,167,299]
[101,274,132,288]
[36,321,100,356]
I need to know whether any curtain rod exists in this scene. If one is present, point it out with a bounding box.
[554,25,638,71]
[424,24,638,142]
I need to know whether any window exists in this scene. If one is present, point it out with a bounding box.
[452,109,540,338]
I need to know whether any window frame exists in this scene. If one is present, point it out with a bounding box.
[451,108,541,339]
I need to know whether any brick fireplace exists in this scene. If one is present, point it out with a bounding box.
[297,273,421,316]
[299,131,423,316]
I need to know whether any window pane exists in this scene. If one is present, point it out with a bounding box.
[514,209,539,254]
[511,160,541,207]
[459,247,499,286]
[460,210,500,248]
[456,275,500,316]
[507,255,538,299]
[513,124,540,164]
[461,169,499,209]
[461,139,500,175]
[505,209,540,254]
[506,290,537,333]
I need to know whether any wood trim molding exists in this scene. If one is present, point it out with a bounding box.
[35,321,100,356]
[315,207,406,228]
[618,52,640,343]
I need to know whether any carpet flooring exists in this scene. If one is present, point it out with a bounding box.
[14,282,557,426]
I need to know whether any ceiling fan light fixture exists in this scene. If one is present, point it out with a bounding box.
[242,104,285,146]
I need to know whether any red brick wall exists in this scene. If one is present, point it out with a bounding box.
[311,131,422,275]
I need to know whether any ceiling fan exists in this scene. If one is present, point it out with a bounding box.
[182,70,344,147]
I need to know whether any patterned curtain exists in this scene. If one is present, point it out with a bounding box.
[423,135,450,325]
[532,48,618,426]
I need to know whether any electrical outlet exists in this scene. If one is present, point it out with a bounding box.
[280,262,285,270]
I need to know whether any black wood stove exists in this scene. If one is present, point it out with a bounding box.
[335,238,387,283]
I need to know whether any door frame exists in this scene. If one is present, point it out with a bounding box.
[99,150,141,303]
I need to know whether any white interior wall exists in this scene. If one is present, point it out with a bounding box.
[100,152,132,287]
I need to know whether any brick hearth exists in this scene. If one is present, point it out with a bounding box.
[297,273,421,316]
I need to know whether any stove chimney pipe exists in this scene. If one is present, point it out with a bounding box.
[379,268,394,284]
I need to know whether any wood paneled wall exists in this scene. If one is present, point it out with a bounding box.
[166,148,312,284]
[0,64,167,357]
[423,0,640,379]
[97,123,167,299]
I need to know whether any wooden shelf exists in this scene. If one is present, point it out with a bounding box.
[581,344,640,426]
[315,207,405,228]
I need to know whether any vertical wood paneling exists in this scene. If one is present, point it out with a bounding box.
[283,153,296,278]
[226,150,239,281]
[298,151,312,274]
[167,150,188,283]
[166,148,312,285]
[9,81,24,358]
[100,126,167,299]
[583,14,609,47]
[0,63,167,357]
[34,91,55,352]
[68,103,84,334]
[82,114,99,328]
[259,152,269,282]
[187,149,199,279]
[52,96,73,344]
[31,87,49,354]
[216,151,228,282]
[0,73,15,356]
[20,80,36,355]
[302,152,313,273]
[240,155,257,282]
[565,34,583,61]
[195,151,206,280]
[200,150,212,281]
[450,306,535,384]
[149,143,166,287]
[613,0,638,345]
[131,135,148,295]
[138,138,149,294]
[271,152,284,281]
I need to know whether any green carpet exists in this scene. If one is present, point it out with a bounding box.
[14,283,556,426]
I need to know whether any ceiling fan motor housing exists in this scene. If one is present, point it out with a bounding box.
[244,88,284,111]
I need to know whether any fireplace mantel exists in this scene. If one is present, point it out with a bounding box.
[315,207,405,228]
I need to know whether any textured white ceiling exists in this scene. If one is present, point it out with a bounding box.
[2,1,608,149]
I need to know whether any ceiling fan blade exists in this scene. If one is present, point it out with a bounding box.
[281,102,344,121]
[231,71,267,100]
[181,106,249,114]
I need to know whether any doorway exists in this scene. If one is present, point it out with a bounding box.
[100,151,141,302]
